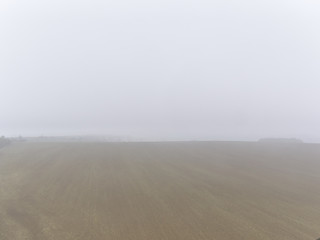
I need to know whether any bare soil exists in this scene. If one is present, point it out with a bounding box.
[0,142,319,239]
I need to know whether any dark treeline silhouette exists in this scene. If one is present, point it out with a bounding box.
[258,138,303,143]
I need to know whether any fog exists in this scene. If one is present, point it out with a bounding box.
[1,0,320,142]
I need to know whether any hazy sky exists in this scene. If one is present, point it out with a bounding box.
[1,0,320,141]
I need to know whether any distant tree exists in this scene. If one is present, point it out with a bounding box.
[258,138,303,143]
[0,136,11,147]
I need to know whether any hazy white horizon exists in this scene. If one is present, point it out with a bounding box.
[1,0,320,142]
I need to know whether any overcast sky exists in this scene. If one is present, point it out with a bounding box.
[1,0,320,141]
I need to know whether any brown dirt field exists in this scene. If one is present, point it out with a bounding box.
[0,142,319,240]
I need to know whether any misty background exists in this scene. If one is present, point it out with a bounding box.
[1,0,320,142]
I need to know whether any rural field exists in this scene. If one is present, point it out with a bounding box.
[0,141,319,240]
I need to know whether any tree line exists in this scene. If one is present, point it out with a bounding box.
[0,136,11,147]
